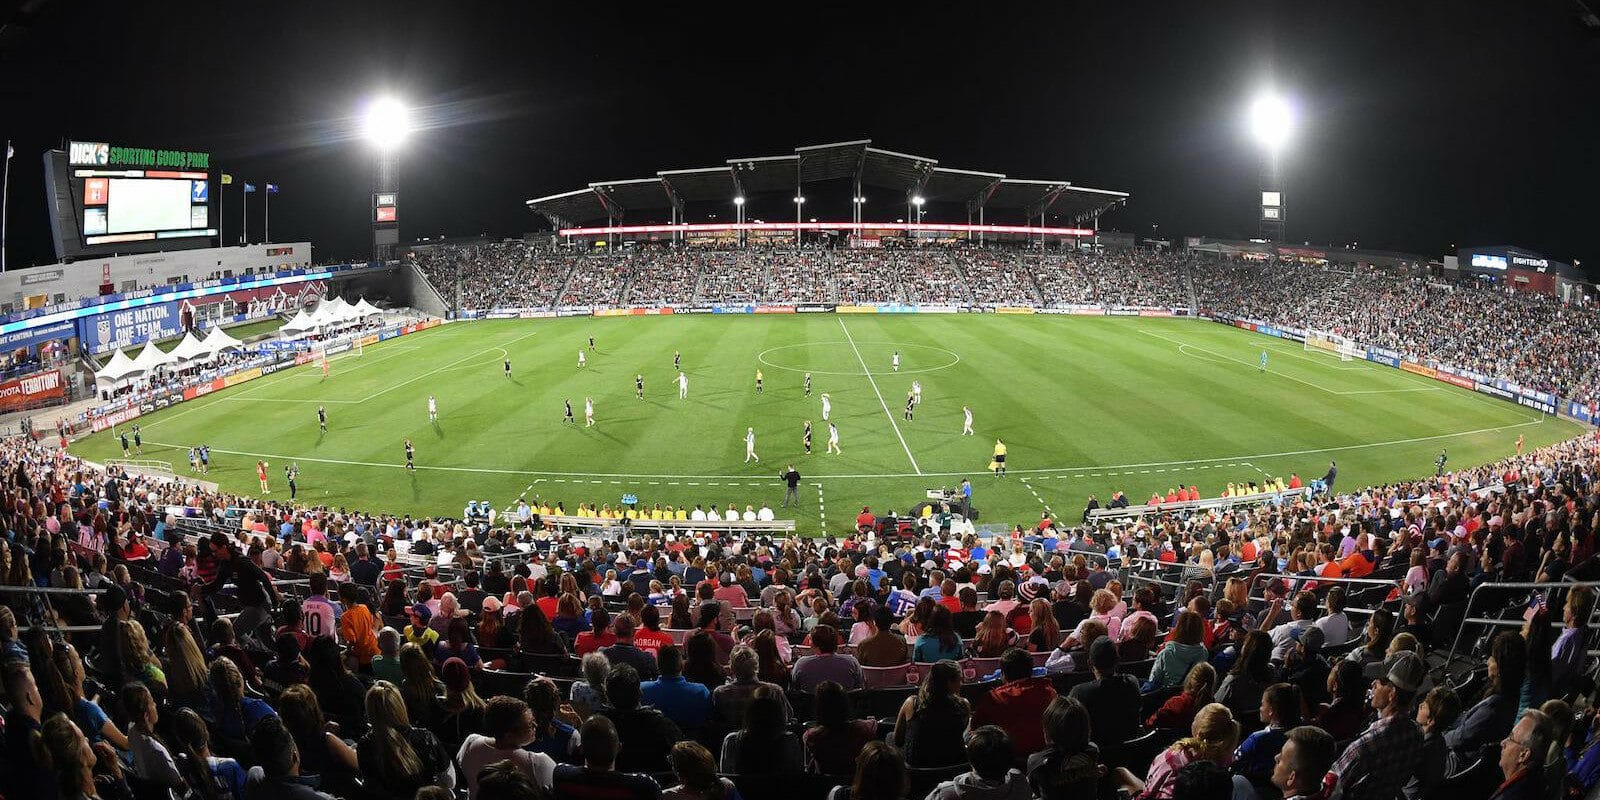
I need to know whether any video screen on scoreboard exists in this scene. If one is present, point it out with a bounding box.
[45,140,218,259]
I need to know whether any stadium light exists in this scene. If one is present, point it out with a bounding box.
[912,195,925,207]
[733,196,745,206]
[362,96,411,150]
[1248,92,1294,153]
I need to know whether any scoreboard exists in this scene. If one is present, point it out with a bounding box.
[44,140,218,261]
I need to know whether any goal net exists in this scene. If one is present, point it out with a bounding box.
[1304,329,1360,362]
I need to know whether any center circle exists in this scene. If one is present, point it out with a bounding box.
[757,341,961,376]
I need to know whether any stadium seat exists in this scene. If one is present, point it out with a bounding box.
[862,664,913,688]
[962,657,1001,680]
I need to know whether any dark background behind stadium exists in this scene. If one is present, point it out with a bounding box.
[0,1,1596,275]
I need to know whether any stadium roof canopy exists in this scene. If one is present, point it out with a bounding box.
[527,139,1127,227]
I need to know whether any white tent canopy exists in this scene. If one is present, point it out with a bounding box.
[201,324,245,352]
[166,332,213,365]
[95,348,141,384]
[280,307,317,334]
[352,298,383,317]
[128,340,175,375]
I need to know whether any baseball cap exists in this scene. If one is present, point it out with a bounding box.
[440,657,471,692]
[1299,626,1325,655]
[1428,537,1447,550]
[1381,651,1425,693]
[481,596,502,614]
[409,603,433,622]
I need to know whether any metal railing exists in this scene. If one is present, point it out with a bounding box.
[1445,579,1600,663]
[1244,571,1403,620]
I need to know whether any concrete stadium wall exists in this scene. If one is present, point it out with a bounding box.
[0,243,315,314]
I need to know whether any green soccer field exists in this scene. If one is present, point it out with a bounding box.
[71,315,1585,533]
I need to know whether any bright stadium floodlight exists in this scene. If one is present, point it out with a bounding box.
[362,96,411,150]
[911,195,925,207]
[733,196,745,206]
[1248,92,1294,153]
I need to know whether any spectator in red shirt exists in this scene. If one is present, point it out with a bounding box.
[1165,489,1179,504]
[1288,474,1302,489]
[1148,493,1163,506]
[855,507,876,534]
[575,608,617,656]
[938,579,962,613]
[632,605,674,656]
[973,647,1058,755]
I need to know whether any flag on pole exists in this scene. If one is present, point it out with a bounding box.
[244,183,256,193]
[221,173,233,185]
[266,183,279,194]
[4,142,12,160]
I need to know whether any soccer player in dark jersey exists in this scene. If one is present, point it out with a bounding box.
[404,439,415,471]
[563,399,575,424]
[119,431,130,457]
[803,420,813,455]
[674,350,681,370]
[904,391,915,421]
[588,335,596,352]
[132,425,142,455]
[635,374,645,400]
[317,405,327,432]
[804,372,812,397]
[504,357,512,377]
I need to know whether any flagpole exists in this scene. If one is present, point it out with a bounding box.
[241,184,247,246]
[264,187,270,244]
[1,140,12,273]
[217,172,224,248]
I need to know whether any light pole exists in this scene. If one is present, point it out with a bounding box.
[363,96,411,262]
[1248,91,1294,242]
[793,196,805,247]
[734,196,745,246]
[911,195,926,246]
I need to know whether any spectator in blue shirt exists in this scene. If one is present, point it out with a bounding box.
[1233,682,1302,786]
[641,645,711,732]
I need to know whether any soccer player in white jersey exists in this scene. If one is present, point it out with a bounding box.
[912,380,922,405]
[821,393,831,422]
[892,351,900,372]
[584,397,595,427]
[745,427,759,463]
[427,395,438,422]
[578,349,586,368]
[678,371,688,399]
[827,422,841,454]
[962,405,974,435]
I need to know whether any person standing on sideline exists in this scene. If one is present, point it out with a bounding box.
[821,392,831,421]
[285,464,298,500]
[745,428,759,463]
[257,460,271,493]
[782,466,801,508]
[585,397,595,427]
[1515,434,1524,455]
[133,424,142,454]
[961,478,972,510]
[1434,449,1447,477]
[963,405,974,435]
[322,358,330,378]
[804,372,812,396]
[1322,461,1337,494]
[992,440,1007,478]
[802,421,813,455]
[678,372,688,400]
[827,422,841,454]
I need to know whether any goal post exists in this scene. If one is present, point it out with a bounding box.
[1305,329,1359,362]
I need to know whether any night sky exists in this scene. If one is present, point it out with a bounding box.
[2,1,1597,275]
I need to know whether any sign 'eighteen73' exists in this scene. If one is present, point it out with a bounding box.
[69,141,211,170]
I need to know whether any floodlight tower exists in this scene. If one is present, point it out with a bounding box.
[1249,91,1294,242]
[363,96,411,262]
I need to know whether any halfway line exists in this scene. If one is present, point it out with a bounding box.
[837,317,921,475]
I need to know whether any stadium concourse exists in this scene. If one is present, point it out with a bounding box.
[413,242,1600,407]
[1,408,1600,800]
